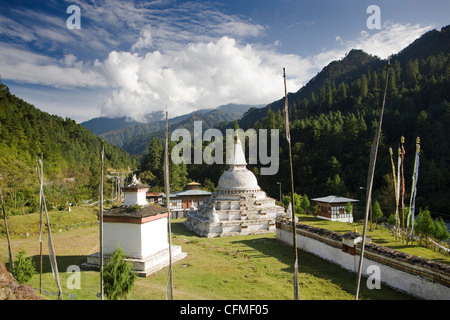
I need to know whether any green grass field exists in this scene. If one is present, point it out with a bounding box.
[0,206,419,300]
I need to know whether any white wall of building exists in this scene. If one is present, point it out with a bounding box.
[123,191,148,206]
[104,217,169,259]
[141,217,169,258]
[104,222,143,258]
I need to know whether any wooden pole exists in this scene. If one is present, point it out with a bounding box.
[0,185,13,271]
[283,68,299,300]
[37,156,44,294]
[100,142,104,300]
[164,110,174,300]
[355,60,391,300]
[36,158,63,300]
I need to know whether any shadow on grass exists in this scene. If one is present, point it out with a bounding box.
[170,219,196,238]
[297,216,320,223]
[4,254,88,275]
[29,254,88,275]
[232,237,413,300]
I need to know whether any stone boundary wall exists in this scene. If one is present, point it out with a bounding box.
[276,217,450,300]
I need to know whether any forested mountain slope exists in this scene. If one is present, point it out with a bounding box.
[0,83,138,214]
[245,26,450,216]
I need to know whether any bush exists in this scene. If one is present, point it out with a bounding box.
[103,247,137,300]
[416,210,435,244]
[372,200,383,227]
[127,204,142,212]
[11,250,36,284]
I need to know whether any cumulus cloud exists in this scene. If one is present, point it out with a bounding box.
[97,22,434,121]
[99,37,310,120]
[333,22,434,60]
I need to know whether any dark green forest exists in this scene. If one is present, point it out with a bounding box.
[249,48,450,218]
[0,83,138,214]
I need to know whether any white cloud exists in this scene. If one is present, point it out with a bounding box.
[0,43,106,88]
[307,22,434,78]
[7,84,104,123]
[131,24,153,51]
[98,37,310,121]
[96,22,435,121]
[337,22,434,60]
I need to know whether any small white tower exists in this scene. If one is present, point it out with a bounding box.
[83,175,186,276]
[122,174,149,206]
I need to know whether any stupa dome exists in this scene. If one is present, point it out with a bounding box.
[216,136,260,192]
[217,167,260,191]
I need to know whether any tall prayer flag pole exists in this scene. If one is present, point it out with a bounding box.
[283,68,299,300]
[0,184,13,271]
[407,137,420,242]
[389,147,397,238]
[164,110,174,300]
[396,147,402,239]
[389,147,399,240]
[99,141,104,300]
[36,157,63,300]
[355,59,391,300]
[0,121,12,271]
[36,156,44,294]
[389,147,397,202]
[401,136,406,232]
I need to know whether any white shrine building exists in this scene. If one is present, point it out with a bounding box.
[83,175,186,277]
[184,136,284,237]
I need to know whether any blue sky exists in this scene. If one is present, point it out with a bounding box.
[1,0,449,122]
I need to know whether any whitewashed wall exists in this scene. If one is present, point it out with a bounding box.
[277,225,450,300]
[104,217,168,259]
[123,191,148,206]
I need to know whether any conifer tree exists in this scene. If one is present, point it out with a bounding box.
[433,217,450,250]
[372,200,383,228]
[416,210,435,245]
[103,247,137,300]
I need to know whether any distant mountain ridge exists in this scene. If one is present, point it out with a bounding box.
[120,107,244,155]
[238,49,383,129]
[80,116,141,136]
[81,103,264,154]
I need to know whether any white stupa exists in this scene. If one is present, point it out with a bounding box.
[184,136,284,237]
[83,175,186,276]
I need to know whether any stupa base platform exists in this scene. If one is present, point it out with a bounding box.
[81,245,187,277]
[184,217,277,238]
